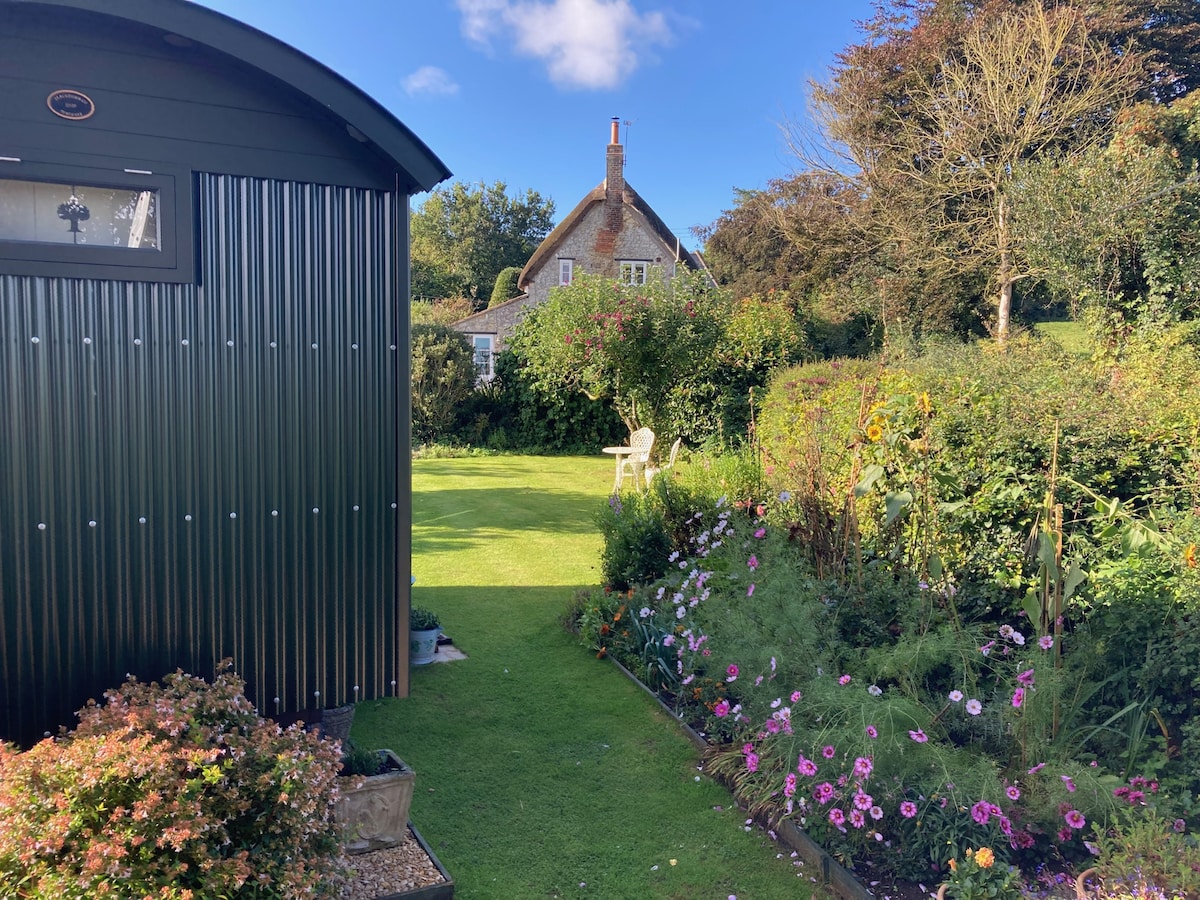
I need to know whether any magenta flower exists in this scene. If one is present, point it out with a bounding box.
[908,729,928,743]
[1065,809,1086,830]
[754,528,766,538]
[1028,762,1046,775]
[822,744,836,759]
[747,583,755,597]
[828,807,846,826]
[970,800,992,825]
[853,790,874,811]
[1017,668,1036,686]
[1012,688,1025,708]
[713,699,731,718]
[1012,631,1026,646]
[1039,634,1055,650]
[1006,785,1021,801]
[838,674,852,685]
[870,805,884,820]
[790,690,803,703]
[899,800,918,818]
[814,782,835,804]
[784,773,797,798]
[866,725,878,739]
[1061,775,1076,793]
[849,809,866,828]
[980,640,996,656]
[853,756,874,780]
[726,663,739,680]
[798,757,818,777]
[745,752,759,773]
[747,555,759,571]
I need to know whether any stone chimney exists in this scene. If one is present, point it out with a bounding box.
[604,117,624,204]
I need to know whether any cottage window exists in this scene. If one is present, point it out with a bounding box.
[472,335,494,382]
[619,260,648,285]
[0,159,193,283]
[559,258,574,285]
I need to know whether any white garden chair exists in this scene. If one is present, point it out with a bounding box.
[619,427,655,487]
[644,437,682,486]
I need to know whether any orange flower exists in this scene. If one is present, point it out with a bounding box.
[975,847,995,868]
[1186,544,1197,568]
[948,858,957,873]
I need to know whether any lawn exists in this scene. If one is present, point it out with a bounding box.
[350,456,819,900]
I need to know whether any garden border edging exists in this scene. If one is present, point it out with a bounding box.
[608,656,873,900]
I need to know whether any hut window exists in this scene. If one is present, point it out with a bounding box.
[0,160,193,284]
[0,178,160,250]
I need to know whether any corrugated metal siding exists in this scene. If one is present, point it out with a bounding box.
[0,173,408,744]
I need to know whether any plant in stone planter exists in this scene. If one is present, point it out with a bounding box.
[335,742,416,854]
[410,606,441,665]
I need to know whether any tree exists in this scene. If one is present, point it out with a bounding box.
[410,324,477,443]
[824,4,1142,340]
[508,270,729,438]
[411,181,554,308]
[489,266,523,307]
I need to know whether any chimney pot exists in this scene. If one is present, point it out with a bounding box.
[610,117,620,145]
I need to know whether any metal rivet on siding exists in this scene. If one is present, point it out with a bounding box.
[138,517,147,525]
[83,337,92,345]
[133,338,142,346]
[30,336,39,344]
[312,507,319,514]
[351,343,359,350]
[226,340,234,347]
[88,520,97,528]
[229,512,237,520]
[389,344,397,351]
[181,339,189,347]
[391,502,398,510]
[391,679,397,695]
[184,514,193,522]
[37,523,46,531]
[352,505,360,512]
[269,341,277,349]
[311,342,318,350]
[271,509,279,517]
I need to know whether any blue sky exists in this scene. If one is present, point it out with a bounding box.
[195,0,877,247]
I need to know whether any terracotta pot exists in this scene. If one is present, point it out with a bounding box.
[1075,867,1100,899]
[335,749,415,854]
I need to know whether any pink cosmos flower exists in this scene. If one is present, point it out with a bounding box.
[747,555,759,571]
[980,641,995,656]
[1039,634,1055,650]
[866,725,878,739]
[1061,775,1076,793]
[1066,809,1086,830]
[1012,631,1026,646]
[999,624,1014,639]
[829,807,846,826]
[966,699,982,716]
[747,583,755,597]
[1028,762,1046,775]
[909,729,928,743]
[1012,688,1025,708]
[853,756,873,780]
[791,690,803,703]
[745,752,759,773]
[822,745,836,759]
[727,663,739,680]
[1006,785,1021,801]
[853,791,874,811]
[766,719,780,734]
[870,805,884,820]
[798,757,818,777]
[849,809,866,828]
[899,801,918,818]
[839,674,852,685]
[1017,668,1036,686]
[784,773,797,798]
[814,782,835,804]
[754,528,766,538]
[948,690,964,703]
[713,699,730,717]
[970,800,992,825]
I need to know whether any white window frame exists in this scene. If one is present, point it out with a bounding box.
[559,258,574,285]
[619,260,648,285]
[471,334,495,382]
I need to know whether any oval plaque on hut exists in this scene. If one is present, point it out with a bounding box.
[46,89,95,120]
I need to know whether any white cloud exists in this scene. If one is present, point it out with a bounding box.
[402,66,461,97]
[456,0,672,90]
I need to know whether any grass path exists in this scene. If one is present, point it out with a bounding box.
[351,456,817,899]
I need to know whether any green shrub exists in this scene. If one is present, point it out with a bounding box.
[0,664,343,899]
[489,266,522,307]
[595,491,672,591]
[411,323,477,443]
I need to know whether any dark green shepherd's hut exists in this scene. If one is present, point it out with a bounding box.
[0,0,450,744]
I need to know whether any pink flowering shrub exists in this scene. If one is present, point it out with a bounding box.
[0,663,343,899]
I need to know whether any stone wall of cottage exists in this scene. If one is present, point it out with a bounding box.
[449,293,540,354]
[522,200,681,311]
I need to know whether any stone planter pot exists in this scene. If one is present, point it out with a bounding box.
[336,749,415,854]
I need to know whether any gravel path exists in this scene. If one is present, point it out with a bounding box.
[338,827,446,899]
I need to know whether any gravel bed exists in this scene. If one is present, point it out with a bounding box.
[337,827,447,899]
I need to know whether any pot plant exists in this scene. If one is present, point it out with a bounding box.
[335,741,415,854]
[410,605,441,665]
